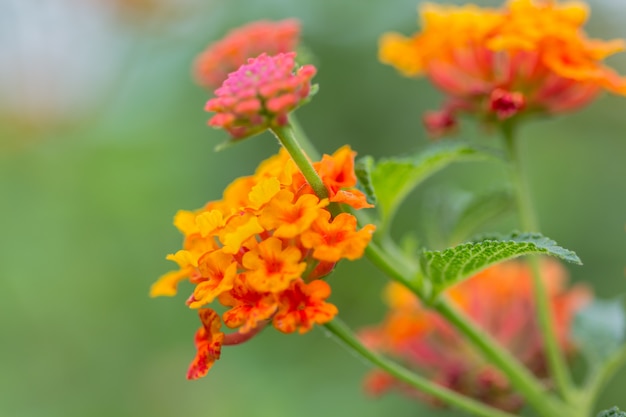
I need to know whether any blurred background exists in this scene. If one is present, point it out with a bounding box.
[1,0,625,416]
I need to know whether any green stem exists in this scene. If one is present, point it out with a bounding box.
[324,319,518,417]
[502,123,575,401]
[270,124,328,199]
[434,299,566,417]
[288,114,320,161]
[501,123,539,231]
[364,242,420,295]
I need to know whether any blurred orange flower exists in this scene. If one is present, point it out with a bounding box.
[360,260,591,411]
[379,0,626,135]
[151,146,375,379]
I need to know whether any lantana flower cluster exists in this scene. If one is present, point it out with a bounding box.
[205,52,316,139]
[379,0,626,135]
[360,260,591,412]
[151,146,375,379]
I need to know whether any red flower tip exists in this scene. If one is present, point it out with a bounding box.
[489,88,525,120]
[206,52,317,139]
[423,109,457,138]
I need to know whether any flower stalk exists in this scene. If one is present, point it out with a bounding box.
[288,114,320,161]
[270,124,328,199]
[502,123,576,402]
[433,298,567,417]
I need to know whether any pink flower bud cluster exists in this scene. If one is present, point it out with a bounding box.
[205,52,316,139]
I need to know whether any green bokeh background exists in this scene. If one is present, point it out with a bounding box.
[1,0,625,416]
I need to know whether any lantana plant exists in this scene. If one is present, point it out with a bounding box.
[152,3,626,417]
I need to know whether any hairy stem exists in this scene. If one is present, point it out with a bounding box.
[270,124,328,199]
[434,299,566,417]
[502,123,575,401]
[289,114,320,160]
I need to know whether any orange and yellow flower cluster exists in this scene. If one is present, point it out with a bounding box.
[380,0,626,135]
[194,19,301,89]
[360,260,590,411]
[152,146,375,379]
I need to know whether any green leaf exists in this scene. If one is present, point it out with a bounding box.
[419,232,582,298]
[354,155,377,206]
[573,298,626,367]
[370,142,496,229]
[597,407,626,417]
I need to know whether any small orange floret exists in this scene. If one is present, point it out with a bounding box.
[301,212,377,262]
[273,279,338,334]
[219,275,279,333]
[187,251,238,308]
[259,191,328,238]
[242,237,307,293]
[187,309,224,380]
[218,213,264,254]
[314,146,374,209]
